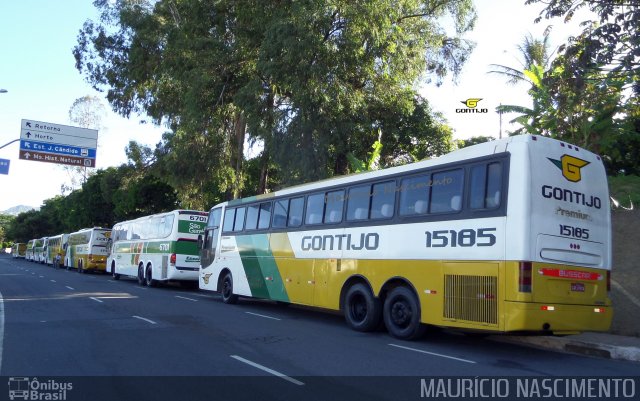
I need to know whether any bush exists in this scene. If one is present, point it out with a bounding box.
[608,175,640,209]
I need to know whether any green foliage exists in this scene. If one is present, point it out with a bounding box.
[518,1,640,173]
[74,0,475,200]
[0,214,14,246]
[5,164,180,242]
[347,138,383,173]
[456,136,494,149]
[609,174,640,208]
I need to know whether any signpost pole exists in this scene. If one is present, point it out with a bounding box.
[0,139,19,150]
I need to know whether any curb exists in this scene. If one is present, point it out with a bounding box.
[489,335,640,363]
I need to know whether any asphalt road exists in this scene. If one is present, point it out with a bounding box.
[0,254,637,401]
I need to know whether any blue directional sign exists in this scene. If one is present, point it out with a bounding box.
[0,158,10,175]
[20,140,96,158]
[19,119,98,168]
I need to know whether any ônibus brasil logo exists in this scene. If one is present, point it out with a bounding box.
[8,377,73,400]
[547,154,590,183]
[456,98,488,113]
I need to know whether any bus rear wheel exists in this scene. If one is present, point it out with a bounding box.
[344,283,381,332]
[220,272,238,304]
[145,265,157,287]
[383,286,425,340]
[137,265,146,286]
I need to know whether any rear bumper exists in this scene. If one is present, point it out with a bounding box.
[504,301,612,333]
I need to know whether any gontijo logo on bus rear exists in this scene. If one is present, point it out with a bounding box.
[547,154,590,182]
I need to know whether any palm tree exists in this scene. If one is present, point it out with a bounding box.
[488,32,552,86]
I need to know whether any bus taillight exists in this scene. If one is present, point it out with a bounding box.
[170,253,176,266]
[519,261,532,293]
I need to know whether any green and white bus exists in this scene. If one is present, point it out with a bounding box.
[107,210,208,286]
[65,228,112,273]
[25,239,36,261]
[198,135,612,339]
[34,237,47,263]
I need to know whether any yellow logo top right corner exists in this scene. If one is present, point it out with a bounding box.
[548,154,590,182]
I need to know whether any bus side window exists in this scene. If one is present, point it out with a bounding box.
[246,205,260,230]
[470,162,502,209]
[486,163,502,208]
[430,169,464,213]
[370,181,396,219]
[346,185,371,221]
[305,193,325,225]
[223,208,236,232]
[399,174,430,216]
[324,190,345,224]
[272,200,288,228]
[233,207,246,232]
[288,197,304,227]
[258,202,272,229]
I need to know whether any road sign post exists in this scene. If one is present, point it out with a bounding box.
[18,119,98,168]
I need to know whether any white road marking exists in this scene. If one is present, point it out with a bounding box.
[50,280,56,283]
[0,290,4,374]
[90,297,104,303]
[230,355,304,386]
[133,316,157,325]
[175,296,198,302]
[245,311,281,321]
[388,343,476,364]
[39,276,44,278]
[66,286,75,290]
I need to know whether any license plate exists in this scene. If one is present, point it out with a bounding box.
[571,283,585,292]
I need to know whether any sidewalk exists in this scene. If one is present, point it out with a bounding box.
[489,332,640,362]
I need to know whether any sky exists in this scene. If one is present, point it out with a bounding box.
[0,0,590,212]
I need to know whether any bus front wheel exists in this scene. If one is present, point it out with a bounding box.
[344,283,381,332]
[220,272,238,304]
[383,286,425,340]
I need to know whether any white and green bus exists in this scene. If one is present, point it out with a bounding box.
[107,210,208,286]
[34,237,47,263]
[65,228,112,273]
[25,239,36,261]
[198,135,612,339]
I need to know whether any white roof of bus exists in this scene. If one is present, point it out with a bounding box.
[217,135,601,209]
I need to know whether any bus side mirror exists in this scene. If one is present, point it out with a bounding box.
[197,234,204,249]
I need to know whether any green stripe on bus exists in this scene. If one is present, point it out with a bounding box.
[236,234,289,302]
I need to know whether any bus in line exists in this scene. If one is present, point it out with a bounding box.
[11,243,27,258]
[106,210,207,286]
[198,135,612,339]
[33,237,47,263]
[45,234,69,267]
[25,239,36,261]
[65,228,111,273]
